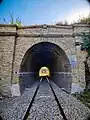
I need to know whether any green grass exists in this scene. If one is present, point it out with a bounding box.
[73,90,90,109]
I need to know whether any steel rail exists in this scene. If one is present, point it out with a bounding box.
[22,77,68,120]
[22,78,42,120]
[46,77,68,120]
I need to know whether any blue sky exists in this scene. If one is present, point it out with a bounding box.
[0,0,90,25]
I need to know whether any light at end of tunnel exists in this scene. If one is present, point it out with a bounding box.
[39,66,50,77]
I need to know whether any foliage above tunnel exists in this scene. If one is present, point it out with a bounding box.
[1,13,22,27]
[78,13,90,24]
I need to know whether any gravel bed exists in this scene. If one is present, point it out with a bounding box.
[0,80,90,120]
[27,80,90,120]
[0,82,39,120]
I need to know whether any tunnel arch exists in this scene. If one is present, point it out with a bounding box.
[19,42,72,93]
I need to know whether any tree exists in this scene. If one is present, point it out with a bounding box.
[3,13,22,26]
[81,32,90,90]
[81,32,90,56]
[78,13,90,24]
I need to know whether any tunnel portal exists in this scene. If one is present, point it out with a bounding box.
[19,42,72,93]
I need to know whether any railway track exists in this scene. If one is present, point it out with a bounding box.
[22,77,68,120]
[0,76,90,120]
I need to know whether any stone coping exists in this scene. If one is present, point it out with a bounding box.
[0,23,89,29]
[0,24,17,27]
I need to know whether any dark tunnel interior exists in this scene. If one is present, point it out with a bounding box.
[19,42,72,93]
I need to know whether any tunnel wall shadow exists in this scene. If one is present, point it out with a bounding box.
[19,42,72,93]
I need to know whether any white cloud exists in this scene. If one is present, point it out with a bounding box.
[55,1,90,24]
[65,8,90,24]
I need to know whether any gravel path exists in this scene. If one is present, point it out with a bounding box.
[0,80,90,120]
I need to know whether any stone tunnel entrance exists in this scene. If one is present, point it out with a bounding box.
[19,42,72,93]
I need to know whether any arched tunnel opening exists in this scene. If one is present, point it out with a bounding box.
[19,42,72,93]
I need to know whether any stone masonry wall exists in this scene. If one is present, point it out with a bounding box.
[0,24,90,96]
[0,24,16,96]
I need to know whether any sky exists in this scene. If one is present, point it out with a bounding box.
[0,0,90,25]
